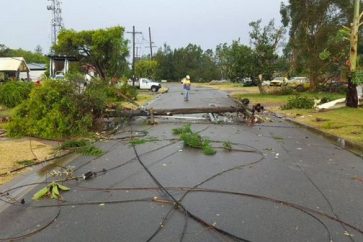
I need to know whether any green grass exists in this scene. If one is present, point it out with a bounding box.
[194,83,260,94]
[233,92,345,108]
[279,107,363,146]
[233,92,362,146]
[0,105,13,117]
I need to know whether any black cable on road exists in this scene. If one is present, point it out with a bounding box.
[131,139,251,242]
[0,208,61,241]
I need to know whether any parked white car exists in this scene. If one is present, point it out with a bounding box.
[270,77,288,86]
[286,77,310,91]
[261,80,271,86]
[128,78,161,92]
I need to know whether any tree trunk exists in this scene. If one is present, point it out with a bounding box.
[346,75,358,108]
[257,84,266,94]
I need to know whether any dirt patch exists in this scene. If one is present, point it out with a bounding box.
[0,138,58,185]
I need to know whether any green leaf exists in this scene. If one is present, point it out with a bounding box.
[32,187,50,200]
[319,49,331,61]
[57,184,70,191]
[53,184,60,196]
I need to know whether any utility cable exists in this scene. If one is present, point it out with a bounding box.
[0,208,61,241]
[131,132,251,242]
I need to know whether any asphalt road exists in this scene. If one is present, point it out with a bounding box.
[0,84,363,242]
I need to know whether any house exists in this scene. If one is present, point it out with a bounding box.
[0,57,30,81]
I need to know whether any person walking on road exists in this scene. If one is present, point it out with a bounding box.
[181,75,191,101]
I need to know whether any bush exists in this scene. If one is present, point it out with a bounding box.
[282,95,315,110]
[116,82,138,101]
[173,124,216,156]
[7,78,140,139]
[0,81,33,108]
[7,80,95,139]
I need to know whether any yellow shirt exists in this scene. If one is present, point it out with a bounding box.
[182,79,191,86]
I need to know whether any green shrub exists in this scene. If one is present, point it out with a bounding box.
[180,132,204,148]
[282,95,315,110]
[172,124,192,135]
[202,140,216,155]
[0,81,33,108]
[173,124,216,155]
[117,82,138,101]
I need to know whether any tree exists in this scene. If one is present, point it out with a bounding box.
[154,44,176,81]
[345,0,362,107]
[281,0,352,89]
[53,26,129,79]
[215,41,257,82]
[0,44,48,63]
[135,59,159,79]
[249,19,285,82]
[154,43,220,82]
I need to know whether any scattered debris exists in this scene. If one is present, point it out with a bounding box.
[60,140,103,157]
[352,176,363,183]
[172,124,216,155]
[344,231,354,237]
[129,137,159,145]
[32,182,70,200]
[223,141,233,152]
[316,98,346,111]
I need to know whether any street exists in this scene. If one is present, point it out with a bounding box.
[0,84,362,242]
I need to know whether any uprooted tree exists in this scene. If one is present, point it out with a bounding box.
[52,26,129,79]
[7,79,137,139]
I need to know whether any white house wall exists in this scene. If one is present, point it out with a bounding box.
[19,70,46,81]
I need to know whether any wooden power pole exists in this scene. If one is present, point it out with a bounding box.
[148,27,157,59]
[149,27,153,59]
[127,26,142,86]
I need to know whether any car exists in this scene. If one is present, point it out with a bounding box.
[54,72,65,80]
[270,77,288,86]
[286,77,310,91]
[261,80,271,86]
[128,78,161,92]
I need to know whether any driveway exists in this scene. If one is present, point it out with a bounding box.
[0,83,362,242]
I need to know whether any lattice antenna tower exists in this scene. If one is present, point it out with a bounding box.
[47,0,64,45]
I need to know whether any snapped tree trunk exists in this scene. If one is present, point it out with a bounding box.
[257,84,266,94]
[346,75,358,108]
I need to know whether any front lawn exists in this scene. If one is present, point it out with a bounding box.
[233,92,363,147]
[280,107,363,146]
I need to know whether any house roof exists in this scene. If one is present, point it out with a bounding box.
[0,57,29,72]
[28,63,47,70]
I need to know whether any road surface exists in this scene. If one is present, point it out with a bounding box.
[0,84,362,242]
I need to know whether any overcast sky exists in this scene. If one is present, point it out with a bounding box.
[0,0,286,55]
